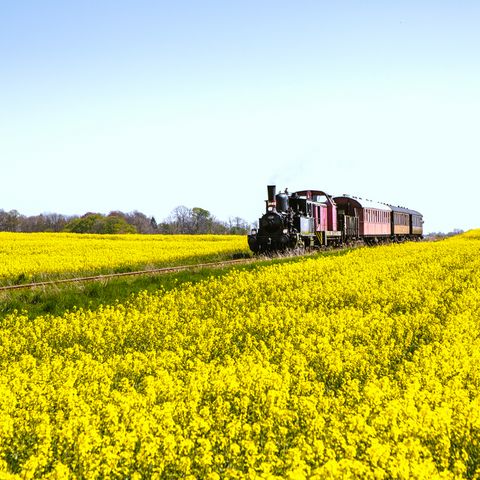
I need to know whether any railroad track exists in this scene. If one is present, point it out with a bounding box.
[0,245,353,292]
[0,257,258,292]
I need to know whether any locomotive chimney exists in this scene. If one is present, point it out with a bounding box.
[267,185,277,210]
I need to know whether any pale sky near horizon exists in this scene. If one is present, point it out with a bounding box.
[1,1,479,233]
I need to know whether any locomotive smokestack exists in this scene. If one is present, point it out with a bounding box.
[267,185,276,203]
[267,185,277,210]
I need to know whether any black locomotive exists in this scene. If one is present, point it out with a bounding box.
[248,185,423,254]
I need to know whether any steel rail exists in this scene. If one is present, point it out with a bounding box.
[0,258,257,291]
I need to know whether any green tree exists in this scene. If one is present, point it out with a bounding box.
[0,209,21,232]
[64,213,136,234]
[104,215,137,234]
[192,207,213,233]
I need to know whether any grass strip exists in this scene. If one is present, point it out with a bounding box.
[0,248,353,320]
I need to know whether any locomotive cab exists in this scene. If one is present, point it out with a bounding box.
[293,190,342,246]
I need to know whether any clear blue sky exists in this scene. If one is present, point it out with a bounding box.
[1,1,479,233]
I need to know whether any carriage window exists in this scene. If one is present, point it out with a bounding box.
[314,194,328,203]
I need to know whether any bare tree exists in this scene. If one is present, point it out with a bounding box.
[169,205,193,233]
[228,216,250,235]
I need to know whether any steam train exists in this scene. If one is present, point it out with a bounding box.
[248,185,423,254]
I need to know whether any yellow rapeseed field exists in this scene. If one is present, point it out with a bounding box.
[0,232,249,284]
[1,231,480,478]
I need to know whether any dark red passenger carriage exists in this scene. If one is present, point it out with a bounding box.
[334,195,391,244]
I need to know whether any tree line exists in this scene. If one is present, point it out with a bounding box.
[0,207,251,235]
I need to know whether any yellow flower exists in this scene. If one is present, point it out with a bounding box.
[0,230,479,477]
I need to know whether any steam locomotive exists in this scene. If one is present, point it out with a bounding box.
[248,185,423,254]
